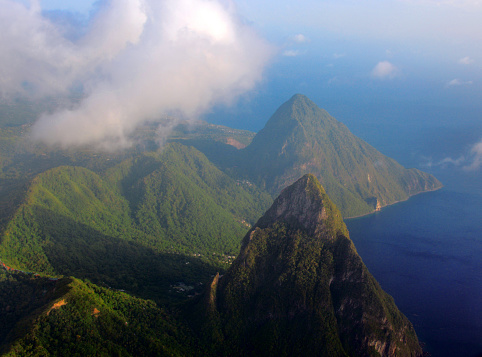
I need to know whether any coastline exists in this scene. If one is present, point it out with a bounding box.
[345,185,444,221]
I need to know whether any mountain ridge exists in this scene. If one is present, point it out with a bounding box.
[0,143,272,303]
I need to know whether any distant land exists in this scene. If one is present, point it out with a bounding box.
[184,94,442,218]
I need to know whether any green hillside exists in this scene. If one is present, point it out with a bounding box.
[0,96,438,356]
[0,115,255,228]
[0,270,191,356]
[0,143,271,302]
[241,94,441,217]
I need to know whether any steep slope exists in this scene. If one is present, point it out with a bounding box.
[0,143,271,301]
[202,174,423,356]
[0,270,192,356]
[241,94,441,217]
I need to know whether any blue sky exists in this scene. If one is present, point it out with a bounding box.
[37,0,94,14]
[36,0,482,85]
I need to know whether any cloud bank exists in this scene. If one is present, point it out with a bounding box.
[464,141,482,171]
[0,0,272,149]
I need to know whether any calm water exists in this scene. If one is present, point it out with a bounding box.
[332,108,482,356]
[346,179,482,356]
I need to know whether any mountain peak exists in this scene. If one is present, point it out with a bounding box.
[241,95,442,217]
[254,174,347,239]
[206,175,423,356]
[260,93,329,132]
[288,93,315,105]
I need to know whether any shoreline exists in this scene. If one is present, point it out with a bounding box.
[345,185,444,221]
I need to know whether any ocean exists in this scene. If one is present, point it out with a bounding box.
[343,121,482,357]
[346,185,482,357]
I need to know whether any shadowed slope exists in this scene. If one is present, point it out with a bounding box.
[203,174,423,356]
[0,143,271,302]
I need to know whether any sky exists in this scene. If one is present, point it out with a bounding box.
[1,0,481,171]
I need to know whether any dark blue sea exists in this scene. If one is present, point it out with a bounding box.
[346,185,482,357]
[343,121,482,357]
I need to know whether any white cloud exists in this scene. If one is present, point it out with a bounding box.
[333,53,345,59]
[371,61,400,79]
[283,50,300,57]
[290,34,309,43]
[439,156,466,166]
[464,140,482,171]
[421,155,465,169]
[0,0,273,149]
[458,56,475,65]
[445,78,473,87]
[446,79,462,86]
[282,34,309,58]
[422,140,482,171]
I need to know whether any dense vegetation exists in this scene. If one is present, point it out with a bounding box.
[0,143,271,302]
[239,94,442,217]
[0,271,192,356]
[195,175,422,356]
[0,175,422,356]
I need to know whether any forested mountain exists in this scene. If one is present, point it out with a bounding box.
[0,143,271,302]
[196,175,423,356]
[0,270,192,356]
[239,94,441,217]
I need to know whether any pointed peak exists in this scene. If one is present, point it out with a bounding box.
[288,93,314,104]
[281,94,318,114]
[289,93,308,101]
[254,174,347,238]
[281,173,326,199]
[258,94,332,132]
[287,94,324,111]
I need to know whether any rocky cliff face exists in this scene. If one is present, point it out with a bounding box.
[204,174,423,356]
